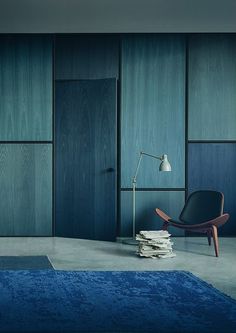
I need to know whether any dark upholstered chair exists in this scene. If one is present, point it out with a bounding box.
[155,190,229,257]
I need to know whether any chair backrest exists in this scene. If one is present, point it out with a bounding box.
[179,190,224,224]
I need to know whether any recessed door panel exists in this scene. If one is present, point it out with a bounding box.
[56,79,117,241]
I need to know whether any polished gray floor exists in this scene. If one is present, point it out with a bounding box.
[0,236,235,299]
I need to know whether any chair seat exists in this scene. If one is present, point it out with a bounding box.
[169,219,207,226]
[168,219,205,229]
[169,219,185,225]
[168,218,217,230]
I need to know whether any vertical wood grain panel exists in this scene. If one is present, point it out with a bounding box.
[0,144,52,236]
[121,191,185,237]
[188,143,236,235]
[56,79,117,241]
[188,34,236,140]
[121,34,185,188]
[0,35,52,141]
[55,35,119,79]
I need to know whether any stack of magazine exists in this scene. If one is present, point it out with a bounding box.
[136,230,176,259]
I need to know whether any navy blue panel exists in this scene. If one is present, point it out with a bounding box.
[188,143,236,235]
[0,144,52,236]
[0,256,53,270]
[0,35,52,141]
[188,34,236,140]
[121,191,185,237]
[121,34,185,188]
[55,35,119,79]
[56,79,117,241]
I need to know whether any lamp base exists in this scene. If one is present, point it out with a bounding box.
[122,238,139,245]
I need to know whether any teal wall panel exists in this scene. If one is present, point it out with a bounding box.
[55,35,119,79]
[0,35,52,141]
[188,143,236,236]
[120,191,185,237]
[121,35,185,188]
[0,144,52,236]
[188,34,236,140]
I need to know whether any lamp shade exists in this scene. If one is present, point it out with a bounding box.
[159,154,171,172]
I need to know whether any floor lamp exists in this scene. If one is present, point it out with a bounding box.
[124,151,172,245]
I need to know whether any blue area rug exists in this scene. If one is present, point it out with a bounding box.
[0,270,235,333]
[0,256,53,270]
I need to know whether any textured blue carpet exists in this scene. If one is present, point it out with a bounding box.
[0,270,235,333]
[0,256,53,270]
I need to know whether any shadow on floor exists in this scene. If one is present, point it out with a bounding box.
[93,247,137,258]
[174,246,215,257]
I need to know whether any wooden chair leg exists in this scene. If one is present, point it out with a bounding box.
[207,230,211,246]
[212,225,219,257]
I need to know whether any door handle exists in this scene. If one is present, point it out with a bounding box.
[106,167,115,173]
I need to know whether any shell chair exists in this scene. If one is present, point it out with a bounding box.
[156,190,229,257]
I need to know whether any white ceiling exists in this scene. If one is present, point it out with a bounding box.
[0,0,235,33]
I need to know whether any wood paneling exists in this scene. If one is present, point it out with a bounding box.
[0,35,52,141]
[121,35,185,188]
[55,35,119,79]
[0,144,52,236]
[56,79,117,241]
[121,190,185,237]
[188,143,236,235]
[188,34,236,140]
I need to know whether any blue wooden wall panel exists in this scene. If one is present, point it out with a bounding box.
[188,143,236,235]
[0,144,52,236]
[0,35,52,141]
[121,35,185,188]
[120,191,185,237]
[188,34,236,140]
[56,79,117,241]
[55,35,119,79]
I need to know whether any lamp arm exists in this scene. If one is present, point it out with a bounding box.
[141,151,163,161]
[132,151,163,184]
[133,153,143,183]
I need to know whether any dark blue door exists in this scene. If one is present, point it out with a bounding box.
[56,79,117,241]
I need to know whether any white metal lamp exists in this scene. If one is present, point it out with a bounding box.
[124,151,171,245]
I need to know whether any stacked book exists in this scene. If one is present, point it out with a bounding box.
[136,230,176,259]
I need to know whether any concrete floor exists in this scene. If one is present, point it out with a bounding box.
[0,236,235,299]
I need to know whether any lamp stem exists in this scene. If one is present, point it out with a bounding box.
[131,151,162,240]
[132,179,136,239]
[133,153,143,181]
[123,151,169,245]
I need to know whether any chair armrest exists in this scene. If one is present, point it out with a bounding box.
[201,213,230,229]
[155,208,171,222]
